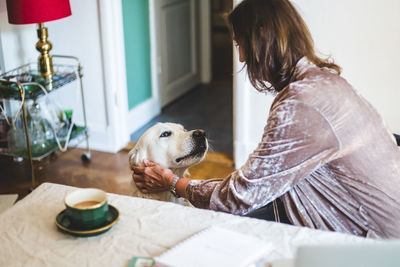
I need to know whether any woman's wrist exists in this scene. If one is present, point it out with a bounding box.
[175,177,190,199]
[166,172,189,198]
[166,172,177,187]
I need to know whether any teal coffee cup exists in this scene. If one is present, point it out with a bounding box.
[64,188,109,229]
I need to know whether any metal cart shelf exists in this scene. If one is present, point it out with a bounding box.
[0,55,90,189]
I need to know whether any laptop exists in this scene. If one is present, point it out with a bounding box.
[294,241,400,267]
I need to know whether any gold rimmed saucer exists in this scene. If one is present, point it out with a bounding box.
[55,205,119,237]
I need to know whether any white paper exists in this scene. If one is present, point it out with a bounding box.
[155,226,274,267]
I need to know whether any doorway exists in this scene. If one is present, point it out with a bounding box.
[211,0,233,85]
[131,0,234,155]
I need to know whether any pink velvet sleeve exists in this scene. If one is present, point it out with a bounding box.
[186,100,340,214]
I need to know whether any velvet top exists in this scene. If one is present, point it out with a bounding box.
[186,58,400,239]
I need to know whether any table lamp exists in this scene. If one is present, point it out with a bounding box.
[6,0,72,78]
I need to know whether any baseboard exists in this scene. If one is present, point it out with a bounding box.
[127,97,161,135]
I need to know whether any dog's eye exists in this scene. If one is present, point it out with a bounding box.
[160,131,172,138]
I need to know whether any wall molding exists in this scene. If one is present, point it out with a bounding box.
[98,0,130,152]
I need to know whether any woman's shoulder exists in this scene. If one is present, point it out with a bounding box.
[271,65,358,125]
[293,57,346,86]
[281,65,352,104]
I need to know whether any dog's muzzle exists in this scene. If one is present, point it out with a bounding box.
[175,129,208,163]
[192,129,207,152]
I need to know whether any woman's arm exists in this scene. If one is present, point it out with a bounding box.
[187,100,340,214]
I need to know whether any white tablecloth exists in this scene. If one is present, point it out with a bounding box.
[0,183,374,267]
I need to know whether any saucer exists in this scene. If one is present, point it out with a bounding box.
[55,204,119,237]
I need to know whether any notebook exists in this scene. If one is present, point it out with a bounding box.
[155,226,274,267]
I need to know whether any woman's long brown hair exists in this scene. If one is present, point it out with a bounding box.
[228,0,341,92]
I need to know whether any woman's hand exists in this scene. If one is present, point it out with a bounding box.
[131,159,176,194]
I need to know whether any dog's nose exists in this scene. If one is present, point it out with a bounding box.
[193,129,206,139]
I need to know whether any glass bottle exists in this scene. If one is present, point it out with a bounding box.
[7,116,27,157]
[28,102,54,156]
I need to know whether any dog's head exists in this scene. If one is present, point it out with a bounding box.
[128,122,208,171]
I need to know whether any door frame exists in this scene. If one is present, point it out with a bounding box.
[97,0,130,152]
[150,0,212,108]
[98,0,160,142]
[98,0,212,147]
[125,0,162,136]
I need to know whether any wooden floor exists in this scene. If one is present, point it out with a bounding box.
[0,143,235,200]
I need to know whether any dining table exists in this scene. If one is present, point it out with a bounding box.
[0,182,375,266]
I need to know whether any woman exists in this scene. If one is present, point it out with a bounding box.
[132,0,400,239]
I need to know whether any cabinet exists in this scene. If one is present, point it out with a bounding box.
[0,55,90,189]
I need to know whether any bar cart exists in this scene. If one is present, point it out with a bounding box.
[0,55,90,189]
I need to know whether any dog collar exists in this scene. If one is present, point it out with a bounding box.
[170,176,181,198]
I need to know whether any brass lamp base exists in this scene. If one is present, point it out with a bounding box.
[36,23,54,78]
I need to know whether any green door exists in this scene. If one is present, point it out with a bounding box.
[122,0,152,109]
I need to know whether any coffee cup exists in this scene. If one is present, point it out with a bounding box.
[64,188,109,229]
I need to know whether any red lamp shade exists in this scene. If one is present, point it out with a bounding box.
[6,0,72,25]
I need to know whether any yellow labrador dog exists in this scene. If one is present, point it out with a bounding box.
[128,122,208,205]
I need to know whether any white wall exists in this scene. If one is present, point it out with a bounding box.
[0,0,129,153]
[294,0,400,134]
[233,61,274,167]
[234,0,400,167]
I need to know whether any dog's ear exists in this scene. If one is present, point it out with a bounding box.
[128,146,145,167]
